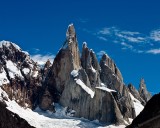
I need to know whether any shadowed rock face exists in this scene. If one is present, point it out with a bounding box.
[0,101,34,128]
[0,41,43,109]
[127,93,160,128]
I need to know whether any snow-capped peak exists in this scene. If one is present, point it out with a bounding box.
[0,40,21,51]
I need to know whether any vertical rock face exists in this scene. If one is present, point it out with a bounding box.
[100,54,136,120]
[65,24,81,69]
[39,24,82,110]
[53,23,81,86]
[139,78,152,102]
[81,42,101,87]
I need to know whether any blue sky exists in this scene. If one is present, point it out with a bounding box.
[0,0,160,94]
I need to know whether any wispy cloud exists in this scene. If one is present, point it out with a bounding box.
[82,26,160,55]
[97,27,146,43]
[116,33,146,43]
[31,54,55,65]
[146,48,160,54]
[98,27,113,35]
[32,48,40,53]
[150,29,160,42]
[98,36,107,41]
[120,31,140,36]
[121,42,133,49]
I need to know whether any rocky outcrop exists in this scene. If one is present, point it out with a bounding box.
[0,41,43,109]
[127,93,160,128]
[100,54,136,120]
[81,42,101,88]
[139,78,152,103]
[128,83,146,105]
[60,69,124,124]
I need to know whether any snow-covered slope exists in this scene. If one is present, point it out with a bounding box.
[0,87,125,128]
[0,68,9,86]
[129,93,144,116]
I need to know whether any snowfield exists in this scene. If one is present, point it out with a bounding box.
[129,93,144,116]
[0,87,126,128]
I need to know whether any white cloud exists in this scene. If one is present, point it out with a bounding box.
[120,31,140,36]
[83,26,160,55]
[98,36,107,41]
[150,29,160,42]
[98,28,111,35]
[31,54,55,65]
[121,42,133,49]
[97,27,145,43]
[116,33,145,43]
[146,48,160,54]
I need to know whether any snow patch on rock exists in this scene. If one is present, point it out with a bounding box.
[75,78,95,98]
[22,68,30,75]
[96,87,116,92]
[6,60,24,79]
[71,70,79,77]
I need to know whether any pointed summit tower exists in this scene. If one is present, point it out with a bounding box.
[139,78,152,102]
[66,23,76,38]
[45,24,81,94]
[63,24,81,69]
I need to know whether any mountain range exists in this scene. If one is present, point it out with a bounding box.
[0,24,155,128]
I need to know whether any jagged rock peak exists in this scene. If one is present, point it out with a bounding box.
[100,53,123,84]
[101,53,110,60]
[139,78,152,102]
[0,40,21,51]
[139,78,146,89]
[128,83,146,105]
[82,42,87,49]
[66,23,76,38]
